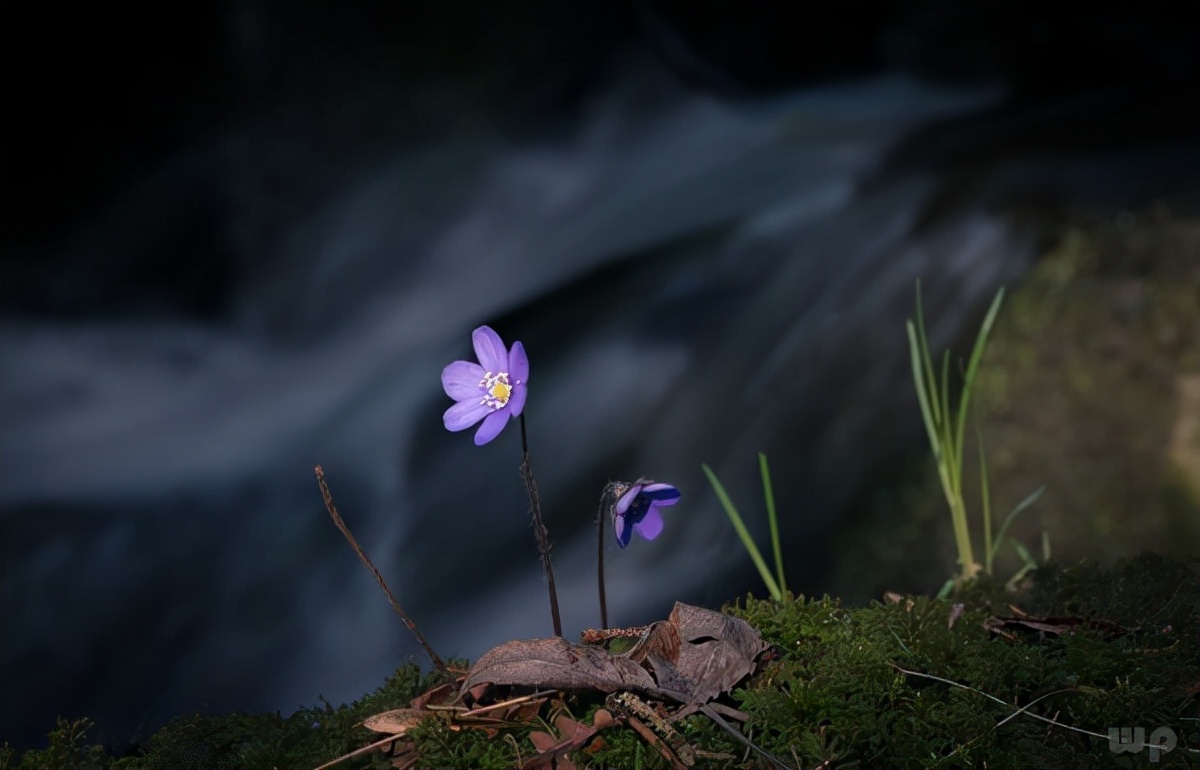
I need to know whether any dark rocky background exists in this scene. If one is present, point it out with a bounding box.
[1,0,1197,754]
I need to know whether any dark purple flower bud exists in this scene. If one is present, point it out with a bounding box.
[611,480,681,548]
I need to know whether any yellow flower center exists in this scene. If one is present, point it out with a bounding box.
[479,371,513,410]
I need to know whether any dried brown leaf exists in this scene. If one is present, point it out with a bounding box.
[410,681,458,710]
[362,709,430,736]
[663,602,767,702]
[462,604,767,716]
[462,637,658,695]
[506,699,546,722]
[528,731,558,752]
[518,708,613,770]
[389,743,419,770]
[623,621,682,664]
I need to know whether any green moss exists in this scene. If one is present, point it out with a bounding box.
[404,716,522,770]
[116,662,454,770]
[5,561,1196,769]
[726,553,1198,769]
[575,554,1197,768]
[2,662,453,770]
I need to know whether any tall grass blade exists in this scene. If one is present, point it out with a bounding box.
[908,284,1005,585]
[954,287,1005,475]
[978,425,994,574]
[990,485,1046,563]
[758,453,786,595]
[702,463,782,600]
[907,322,943,463]
[913,281,943,427]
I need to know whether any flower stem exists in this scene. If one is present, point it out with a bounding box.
[597,487,611,629]
[518,414,562,637]
[315,466,447,671]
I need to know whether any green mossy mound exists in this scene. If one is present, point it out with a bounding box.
[1,660,454,770]
[4,554,1196,769]
[725,553,1198,769]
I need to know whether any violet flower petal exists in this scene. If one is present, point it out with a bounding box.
[508,341,529,383]
[507,383,527,417]
[444,399,491,432]
[474,409,510,446]
[472,326,509,373]
[634,508,664,541]
[441,360,486,400]
[614,484,643,516]
[613,513,632,548]
[638,484,682,504]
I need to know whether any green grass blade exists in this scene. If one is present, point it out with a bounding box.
[938,349,958,487]
[907,321,944,460]
[702,463,782,600]
[978,424,993,575]
[953,287,1004,473]
[758,452,786,594]
[911,281,974,581]
[1011,538,1036,568]
[913,281,943,427]
[990,485,1046,562]
[1004,559,1037,592]
[909,282,1012,587]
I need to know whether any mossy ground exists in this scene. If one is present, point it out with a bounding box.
[4,554,1196,769]
[0,663,457,770]
[724,554,1199,770]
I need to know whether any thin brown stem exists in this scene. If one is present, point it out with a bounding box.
[315,465,446,672]
[518,414,562,637]
[597,489,609,629]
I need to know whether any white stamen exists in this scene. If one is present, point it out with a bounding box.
[478,370,512,410]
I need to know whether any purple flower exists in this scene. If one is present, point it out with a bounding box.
[441,325,529,446]
[612,480,681,548]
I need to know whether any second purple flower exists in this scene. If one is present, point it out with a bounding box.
[612,480,681,548]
